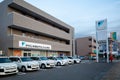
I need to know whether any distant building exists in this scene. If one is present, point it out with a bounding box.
[0,0,74,56]
[75,36,96,57]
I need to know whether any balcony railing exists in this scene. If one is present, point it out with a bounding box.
[7,12,71,40]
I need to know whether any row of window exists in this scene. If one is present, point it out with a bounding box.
[88,38,96,43]
[8,7,70,33]
[89,45,96,48]
[8,28,70,45]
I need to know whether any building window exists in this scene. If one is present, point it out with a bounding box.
[66,40,70,45]
[99,50,103,52]
[89,38,92,41]
[89,45,92,47]
[94,40,96,43]
[23,53,31,57]
[94,46,96,48]
[23,53,27,56]
[22,32,26,37]
[28,53,31,56]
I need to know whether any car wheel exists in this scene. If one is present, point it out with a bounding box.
[41,64,46,69]
[57,62,61,66]
[21,66,26,72]
[74,60,76,63]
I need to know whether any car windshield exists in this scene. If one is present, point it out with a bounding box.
[68,57,73,59]
[0,58,12,63]
[63,56,68,59]
[31,57,39,60]
[40,57,48,60]
[56,57,62,60]
[47,57,54,60]
[72,57,78,59]
[59,57,68,59]
[21,57,33,62]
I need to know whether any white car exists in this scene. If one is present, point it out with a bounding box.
[48,57,68,66]
[9,57,39,72]
[0,57,18,75]
[60,56,74,65]
[68,56,81,63]
[30,57,56,69]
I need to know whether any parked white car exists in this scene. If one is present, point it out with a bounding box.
[9,57,39,72]
[30,57,56,69]
[68,56,81,63]
[48,57,68,66]
[59,56,74,65]
[0,57,18,75]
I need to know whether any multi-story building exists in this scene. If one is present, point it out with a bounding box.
[75,36,96,57]
[0,0,74,57]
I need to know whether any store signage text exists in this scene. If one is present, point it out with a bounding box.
[19,41,51,50]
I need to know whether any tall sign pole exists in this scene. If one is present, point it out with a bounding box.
[106,24,109,63]
[96,30,99,62]
[96,19,108,63]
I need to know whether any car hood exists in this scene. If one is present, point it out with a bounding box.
[47,60,55,64]
[22,61,38,65]
[0,63,17,67]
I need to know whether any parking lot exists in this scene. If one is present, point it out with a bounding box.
[0,61,115,80]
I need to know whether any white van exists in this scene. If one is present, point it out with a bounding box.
[0,57,18,75]
[9,57,39,72]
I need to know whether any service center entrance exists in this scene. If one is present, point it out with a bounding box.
[13,50,57,57]
[12,41,70,57]
[23,50,31,57]
[13,50,32,57]
[13,49,69,57]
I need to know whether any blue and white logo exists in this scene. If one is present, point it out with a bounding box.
[22,41,26,47]
[19,41,26,47]
[96,19,107,30]
[98,20,104,27]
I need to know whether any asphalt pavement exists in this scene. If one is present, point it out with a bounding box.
[101,62,120,80]
[0,61,116,80]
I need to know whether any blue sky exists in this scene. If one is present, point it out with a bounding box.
[0,0,120,38]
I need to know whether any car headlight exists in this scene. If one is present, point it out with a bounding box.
[27,64,31,68]
[47,63,50,65]
[27,63,31,66]
[0,66,4,69]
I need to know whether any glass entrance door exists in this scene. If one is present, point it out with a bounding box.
[23,51,31,57]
